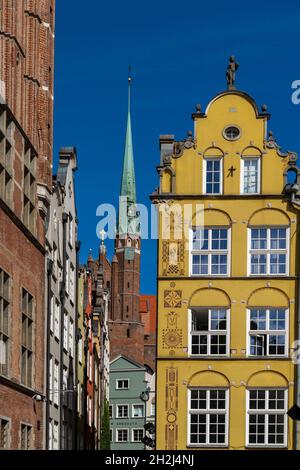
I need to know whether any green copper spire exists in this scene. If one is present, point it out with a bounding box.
[118,73,139,237]
[120,74,136,205]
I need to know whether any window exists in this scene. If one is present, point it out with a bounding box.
[190,308,229,356]
[0,268,10,376]
[191,228,229,276]
[63,312,68,351]
[116,405,129,418]
[53,421,59,450]
[49,355,53,403]
[247,308,287,357]
[69,264,75,304]
[241,158,260,194]
[63,366,68,407]
[132,429,144,442]
[249,227,288,275]
[188,389,228,446]
[21,289,33,387]
[68,318,74,357]
[203,158,222,194]
[54,300,60,340]
[20,424,32,450]
[0,109,13,207]
[49,293,54,334]
[247,389,287,447]
[116,429,128,442]
[110,429,113,442]
[53,360,59,406]
[48,419,53,450]
[65,256,69,295]
[151,398,156,416]
[132,404,144,418]
[69,215,73,247]
[23,145,36,233]
[109,405,113,419]
[223,125,241,141]
[0,417,10,449]
[116,379,129,390]
[78,336,83,365]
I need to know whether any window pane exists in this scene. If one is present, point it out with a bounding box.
[211,229,227,250]
[211,255,227,275]
[270,229,286,250]
[193,229,208,250]
[270,254,286,274]
[192,310,209,331]
[244,159,258,194]
[210,309,227,330]
[192,254,208,275]
[206,160,221,194]
[250,309,266,330]
[251,254,266,274]
[251,229,267,250]
[269,309,285,330]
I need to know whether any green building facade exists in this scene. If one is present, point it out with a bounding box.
[109,356,147,450]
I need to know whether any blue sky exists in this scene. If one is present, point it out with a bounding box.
[54,0,300,294]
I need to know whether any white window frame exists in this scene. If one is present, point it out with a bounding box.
[188,308,230,357]
[116,428,129,443]
[132,403,145,418]
[50,294,54,334]
[190,227,231,276]
[116,404,129,419]
[246,308,288,358]
[247,226,289,276]
[116,379,129,390]
[53,360,59,406]
[63,312,68,352]
[246,388,288,448]
[54,300,60,340]
[132,428,144,442]
[203,157,223,195]
[68,317,74,357]
[240,156,261,195]
[187,388,229,447]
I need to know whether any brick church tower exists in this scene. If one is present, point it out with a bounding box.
[109,76,144,365]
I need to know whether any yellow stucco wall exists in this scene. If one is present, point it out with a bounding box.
[155,90,299,450]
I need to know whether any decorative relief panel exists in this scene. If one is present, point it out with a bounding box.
[162,240,185,276]
[164,290,182,308]
[165,367,179,450]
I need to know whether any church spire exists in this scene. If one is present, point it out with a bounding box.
[118,71,139,237]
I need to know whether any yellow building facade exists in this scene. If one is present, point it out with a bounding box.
[152,83,300,450]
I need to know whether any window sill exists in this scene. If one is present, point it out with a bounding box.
[246,445,287,449]
[187,444,228,448]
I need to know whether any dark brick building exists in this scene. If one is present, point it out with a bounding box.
[0,0,55,450]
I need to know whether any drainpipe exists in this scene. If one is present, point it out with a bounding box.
[45,258,53,449]
[289,189,300,449]
[59,211,68,449]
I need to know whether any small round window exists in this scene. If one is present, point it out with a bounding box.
[223,125,241,141]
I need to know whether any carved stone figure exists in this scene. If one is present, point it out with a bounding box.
[226,55,239,89]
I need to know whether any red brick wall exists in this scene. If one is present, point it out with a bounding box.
[108,321,145,365]
[0,209,45,449]
[0,0,55,189]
